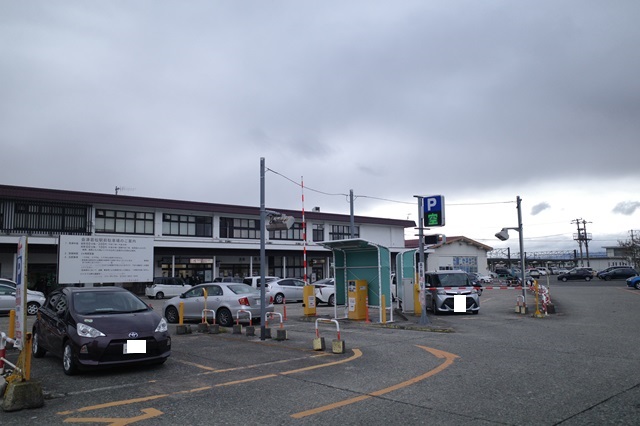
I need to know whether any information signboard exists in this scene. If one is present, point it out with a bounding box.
[14,236,28,350]
[58,236,153,284]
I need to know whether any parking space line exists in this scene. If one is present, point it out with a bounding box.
[57,349,362,418]
[290,345,458,419]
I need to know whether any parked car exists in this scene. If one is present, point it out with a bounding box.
[164,282,273,326]
[557,268,593,282]
[315,280,336,306]
[424,270,480,315]
[242,276,280,291]
[0,282,46,316]
[145,277,192,299]
[213,277,243,283]
[266,278,307,304]
[32,286,170,375]
[597,266,638,281]
[626,275,640,290]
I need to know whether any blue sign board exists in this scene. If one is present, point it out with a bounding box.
[423,195,445,227]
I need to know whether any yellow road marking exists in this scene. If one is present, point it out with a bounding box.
[63,407,163,425]
[58,395,169,415]
[179,352,331,373]
[57,349,361,416]
[290,345,458,419]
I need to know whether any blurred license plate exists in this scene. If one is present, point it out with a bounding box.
[124,340,146,354]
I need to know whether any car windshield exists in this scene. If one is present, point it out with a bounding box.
[227,284,258,295]
[433,273,470,287]
[73,291,149,315]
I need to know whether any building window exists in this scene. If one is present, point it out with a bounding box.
[95,209,154,235]
[270,222,303,241]
[329,224,359,240]
[453,256,478,274]
[13,202,89,234]
[312,224,324,242]
[273,255,304,278]
[162,214,212,237]
[219,217,261,239]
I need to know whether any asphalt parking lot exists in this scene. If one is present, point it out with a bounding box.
[1,281,639,424]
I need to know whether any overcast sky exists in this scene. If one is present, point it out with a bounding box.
[2,1,639,254]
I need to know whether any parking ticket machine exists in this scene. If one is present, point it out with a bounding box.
[347,279,368,320]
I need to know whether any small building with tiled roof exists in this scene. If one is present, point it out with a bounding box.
[406,236,493,275]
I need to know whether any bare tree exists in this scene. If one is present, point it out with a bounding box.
[618,230,640,270]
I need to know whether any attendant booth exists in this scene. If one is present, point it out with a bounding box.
[318,239,393,323]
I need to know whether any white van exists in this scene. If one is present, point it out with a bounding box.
[242,276,280,290]
[145,277,192,299]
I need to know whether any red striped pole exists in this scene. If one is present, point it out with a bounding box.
[302,176,307,285]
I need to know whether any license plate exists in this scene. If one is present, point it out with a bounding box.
[124,340,146,354]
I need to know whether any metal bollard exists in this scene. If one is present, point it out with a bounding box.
[313,318,345,354]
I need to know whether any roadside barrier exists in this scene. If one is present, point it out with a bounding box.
[266,312,287,340]
[0,332,18,375]
[201,309,216,324]
[313,318,345,354]
[233,310,254,336]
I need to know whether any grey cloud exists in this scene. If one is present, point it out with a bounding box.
[612,201,640,216]
[531,203,551,215]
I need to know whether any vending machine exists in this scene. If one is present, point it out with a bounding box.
[347,279,368,320]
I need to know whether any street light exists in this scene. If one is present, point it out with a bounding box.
[259,158,295,340]
[495,196,527,314]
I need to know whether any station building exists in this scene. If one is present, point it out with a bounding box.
[0,184,414,290]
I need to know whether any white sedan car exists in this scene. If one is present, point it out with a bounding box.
[315,282,335,306]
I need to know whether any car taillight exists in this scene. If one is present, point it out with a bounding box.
[239,297,250,306]
[269,296,274,304]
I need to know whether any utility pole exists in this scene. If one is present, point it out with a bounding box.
[582,219,592,267]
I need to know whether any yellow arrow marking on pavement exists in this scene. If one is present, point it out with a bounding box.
[63,407,163,425]
[290,345,459,419]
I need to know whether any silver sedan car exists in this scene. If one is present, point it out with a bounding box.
[266,278,307,304]
[163,283,274,327]
[0,282,46,316]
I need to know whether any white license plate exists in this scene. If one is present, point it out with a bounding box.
[124,340,147,354]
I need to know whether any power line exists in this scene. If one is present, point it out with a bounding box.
[267,167,513,207]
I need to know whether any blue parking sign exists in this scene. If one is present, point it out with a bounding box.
[423,195,445,227]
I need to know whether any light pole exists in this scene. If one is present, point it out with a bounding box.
[414,195,430,325]
[259,158,295,339]
[495,196,527,313]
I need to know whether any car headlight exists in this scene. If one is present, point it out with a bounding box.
[77,323,106,338]
[436,289,446,295]
[156,317,168,333]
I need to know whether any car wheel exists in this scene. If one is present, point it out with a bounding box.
[561,277,568,282]
[156,292,165,299]
[63,341,77,376]
[26,302,40,316]
[603,276,610,281]
[217,308,233,327]
[32,329,47,358]
[472,310,479,315]
[274,293,285,304]
[585,276,592,281]
[165,306,179,324]
[635,282,640,290]
[328,294,335,306]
